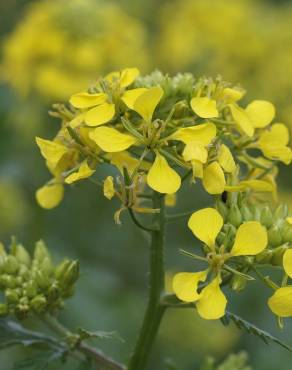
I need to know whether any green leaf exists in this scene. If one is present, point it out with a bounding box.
[77,328,124,342]
[221,311,292,352]
[12,349,65,370]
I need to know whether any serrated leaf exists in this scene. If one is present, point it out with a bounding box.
[222,311,292,352]
[77,328,124,342]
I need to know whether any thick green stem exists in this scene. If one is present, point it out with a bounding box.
[127,191,166,370]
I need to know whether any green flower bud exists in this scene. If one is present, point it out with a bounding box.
[255,249,273,264]
[35,271,51,290]
[0,303,9,317]
[55,260,71,280]
[0,243,7,257]
[268,225,282,248]
[275,204,288,220]
[18,265,30,280]
[59,260,79,289]
[0,274,17,289]
[12,244,31,267]
[30,295,47,313]
[253,207,262,222]
[241,206,254,222]
[216,231,226,246]
[24,281,38,298]
[3,255,19,274]
[271,245,288,266]
[216,200,229,221]
[222,224,237,250]
[47,282,60,302]
[231,275,247,292]
[40,257,53,276]
[282,226,292,244]
[5,289,19,304]
[260,206,274,228]
[34,240,51,262]
[227,205,242,227]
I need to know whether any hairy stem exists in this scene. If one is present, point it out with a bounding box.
[127,191,166,370]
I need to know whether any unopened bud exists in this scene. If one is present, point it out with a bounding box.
[30,295,47,313]
[255,249,273,264]
[275,204,288,220]
[0,303,8,317]
[216,200,229,221]
[35,271,51,290]
[271,245,288,266]
[260,207,273,228]
[34,240,51,262]
[241,206,254,222]
[12,244,31,267]
[55,260,71,280]
[5,289,19,304]
[25,281,38,298]
[227,205,242,227]
[3,256,19,274]
[231,275,247,292]
[282,226,292,244]
[268,225,282,247]
[60,260,79,288]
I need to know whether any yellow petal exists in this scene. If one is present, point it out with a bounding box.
[197,276,227,320]
[246,100,275,128]
[108,151,139,174]
[183,144,208,163]
[65,160,95,184]
[122,88,148,109]
[146,153,181,194]
[218,144,236,173]
[191,160,203,178]
[202,162,226,194]
[69,92,107,109]
[173,271,207,302]
[36,183,64,209]
[221,87,245,103]
[188,208,223,247]
[283,249,292,278]
[268,287,292,317]
[103,176,115,200]
[231,221,267,256]
[36,137,68,168]
[258,123,292,164]
[171,122,216,145]
[229,104,254,137]
[85,102,115,126]
[120,67,140,88]
[225,180,274,193]
[89,127,137,153]
[133,86,164,122]
[191,97,219,118]
[286,217,292,225]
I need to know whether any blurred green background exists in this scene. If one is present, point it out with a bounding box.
[0,0,292,369]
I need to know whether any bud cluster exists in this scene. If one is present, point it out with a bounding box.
[216,199,292,267]
[0,239,79,319]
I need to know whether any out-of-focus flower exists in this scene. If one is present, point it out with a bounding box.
[1,0,149,101]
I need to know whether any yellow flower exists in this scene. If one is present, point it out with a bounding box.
[202,162,226,194]
[217,144,236,173]
[69,68,140,127]
[229,104,254,137]
[256,123,292,164]
[35,137,68,170]
[190,97,219,118]
[268,249,292,317]
[246,100,275,128]
[173,208,267,320]
[225,179,274,193]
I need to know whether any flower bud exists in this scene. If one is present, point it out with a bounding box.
[55,259,71,280]
[255,249,273,264]
[282,226,292,244]
[35,271,51,290]
[5,289,19,304]
[3,256,19,274]
[271,245,288,266]
[30,295,47,313]
[12,244,31,267]
[275,204,288,220]
[34,240,51,262]
[24,281,38,298]
[241,206,254,222]
[40,257,53,276]
[231,275,247,292]
[260,206,273,228]
[60,260,79,288]
[268,225,282,247]
[0,274,17,289]
[0,303,8,317]
[227,204,242,227]
[47,282,60,302]
[0,243,7,257]
[216,200,229,221]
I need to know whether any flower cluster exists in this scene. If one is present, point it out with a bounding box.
[0,239,79,319]
[36,69,291,212]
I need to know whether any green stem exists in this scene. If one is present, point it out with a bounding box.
[127,192,166,370]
